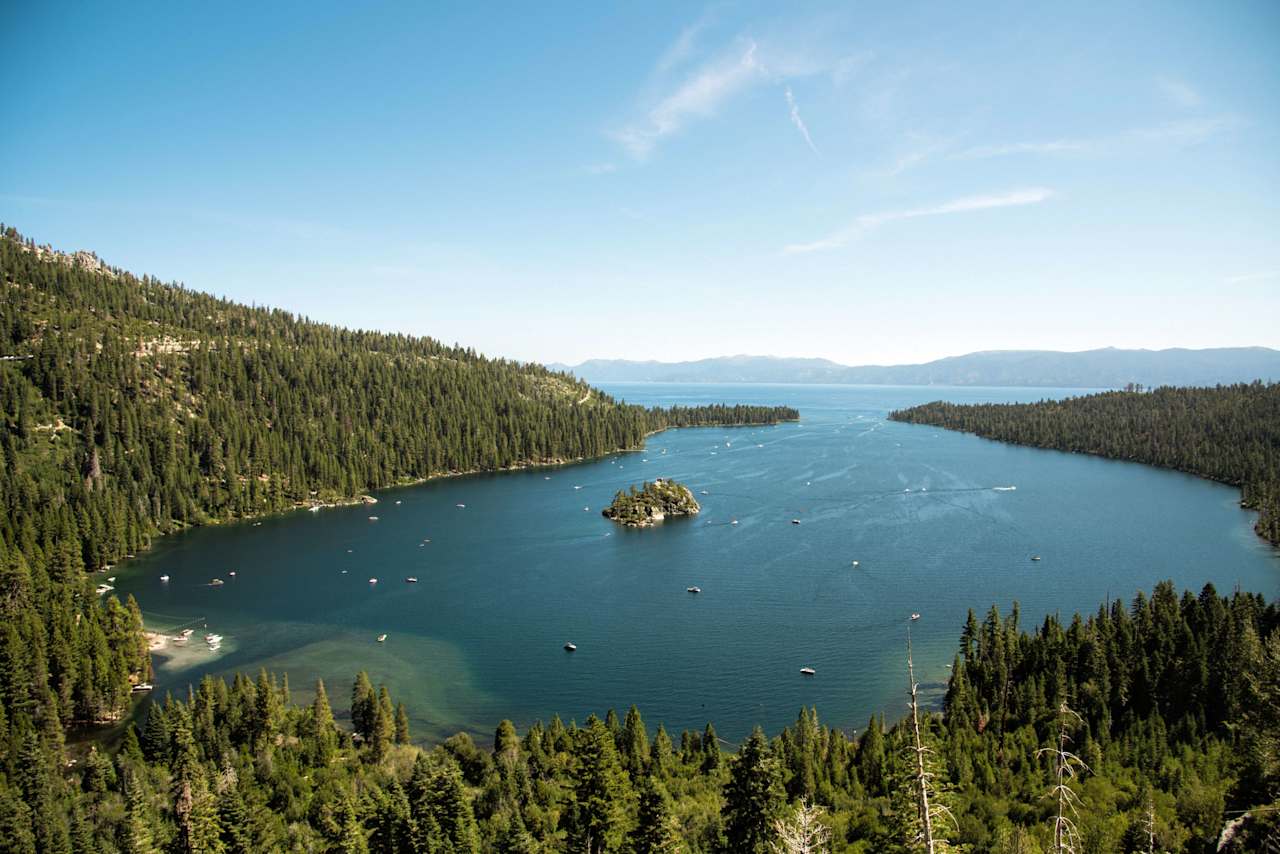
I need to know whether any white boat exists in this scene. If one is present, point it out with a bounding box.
[851,560,859,567]
[309,506,320,513]
[405,577,418,583]
[107,576,116,582]
[368,577,378,584]
[341,569,348,574]
[228,571,236,577]
[1031,556,1042,561]
[368,516,379,521]
[204,634,222,644]
[910,613,921,621]
[800,667,816,676]
[209,578,224,586]
[377,634,387,643]
[160,574,170,582]
[395,500,402,504]
[700,490,709,495]
[583,506,590,511]
[564,642,577,652]
[574,485,583,490]
[687,586,701,593]
[132,683,153,693]
[731,519,739,525]
[456,503,466,508]
[791,519,801,525]
[179,629,195,638]
[95,584,114,594]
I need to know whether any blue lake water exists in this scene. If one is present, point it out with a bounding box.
[112,384,1279,744]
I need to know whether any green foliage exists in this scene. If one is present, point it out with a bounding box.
[0,583,1272,853]
[602,479,701,527]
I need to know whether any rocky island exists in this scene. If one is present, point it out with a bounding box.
[602,478,701,527]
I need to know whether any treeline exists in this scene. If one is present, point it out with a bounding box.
[2,582,1276,852]
[888,384,1280,546]
[0,227,792,733]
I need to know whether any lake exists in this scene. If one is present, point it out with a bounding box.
[111,383,1279,744]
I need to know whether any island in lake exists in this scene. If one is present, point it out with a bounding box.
[602,478,701,527]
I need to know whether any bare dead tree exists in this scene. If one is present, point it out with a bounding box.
[1037,701,1090,854]
[770,800,830,854]
[906,625,957,853]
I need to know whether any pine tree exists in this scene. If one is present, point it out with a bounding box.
[721,727,785,854]
[631,775,682,854]
[311,679,338,764]
[568,714,631,854]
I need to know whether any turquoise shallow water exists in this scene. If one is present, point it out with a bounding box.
[112,384,1279,744]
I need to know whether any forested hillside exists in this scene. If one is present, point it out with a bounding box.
[3,582,1276,852]
[889,384,1280,546]
[0,228,793,739]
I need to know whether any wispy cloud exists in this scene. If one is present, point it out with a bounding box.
[1158,77,1202,108]
[1224,271,1279,285]
[951,117,1237,161]
[784,87,818,154]
[784,187,1054,254]
[614,40,764,159]
[655,12,715,75]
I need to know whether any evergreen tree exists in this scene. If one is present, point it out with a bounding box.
[631,775,682,854]
[721,728,785,854]
[568,714,631,854]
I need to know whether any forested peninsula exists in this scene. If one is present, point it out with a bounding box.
[889,384,1280,546]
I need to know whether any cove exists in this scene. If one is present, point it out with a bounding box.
[111,384,1279,744]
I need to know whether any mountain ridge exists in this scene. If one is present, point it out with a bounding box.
[550,346,1280,388]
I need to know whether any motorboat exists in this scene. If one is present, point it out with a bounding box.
[800,667,816,676]
[209,578,224,586]
[405,577,418,583]
[910,613,921,621]
[791,519,801,525]
[563,642,577,652]
[377,634,387,643]
[368,578,378,584]
[160,574,170,582]
[687,586,701,594]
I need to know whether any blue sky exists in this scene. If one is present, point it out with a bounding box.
[3,1,1277,365]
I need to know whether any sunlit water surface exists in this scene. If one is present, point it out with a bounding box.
[113,384,1279,743]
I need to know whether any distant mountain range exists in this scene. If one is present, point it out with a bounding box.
[547,347,1280,388]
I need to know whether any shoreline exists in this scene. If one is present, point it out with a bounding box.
[103,416,799,563]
